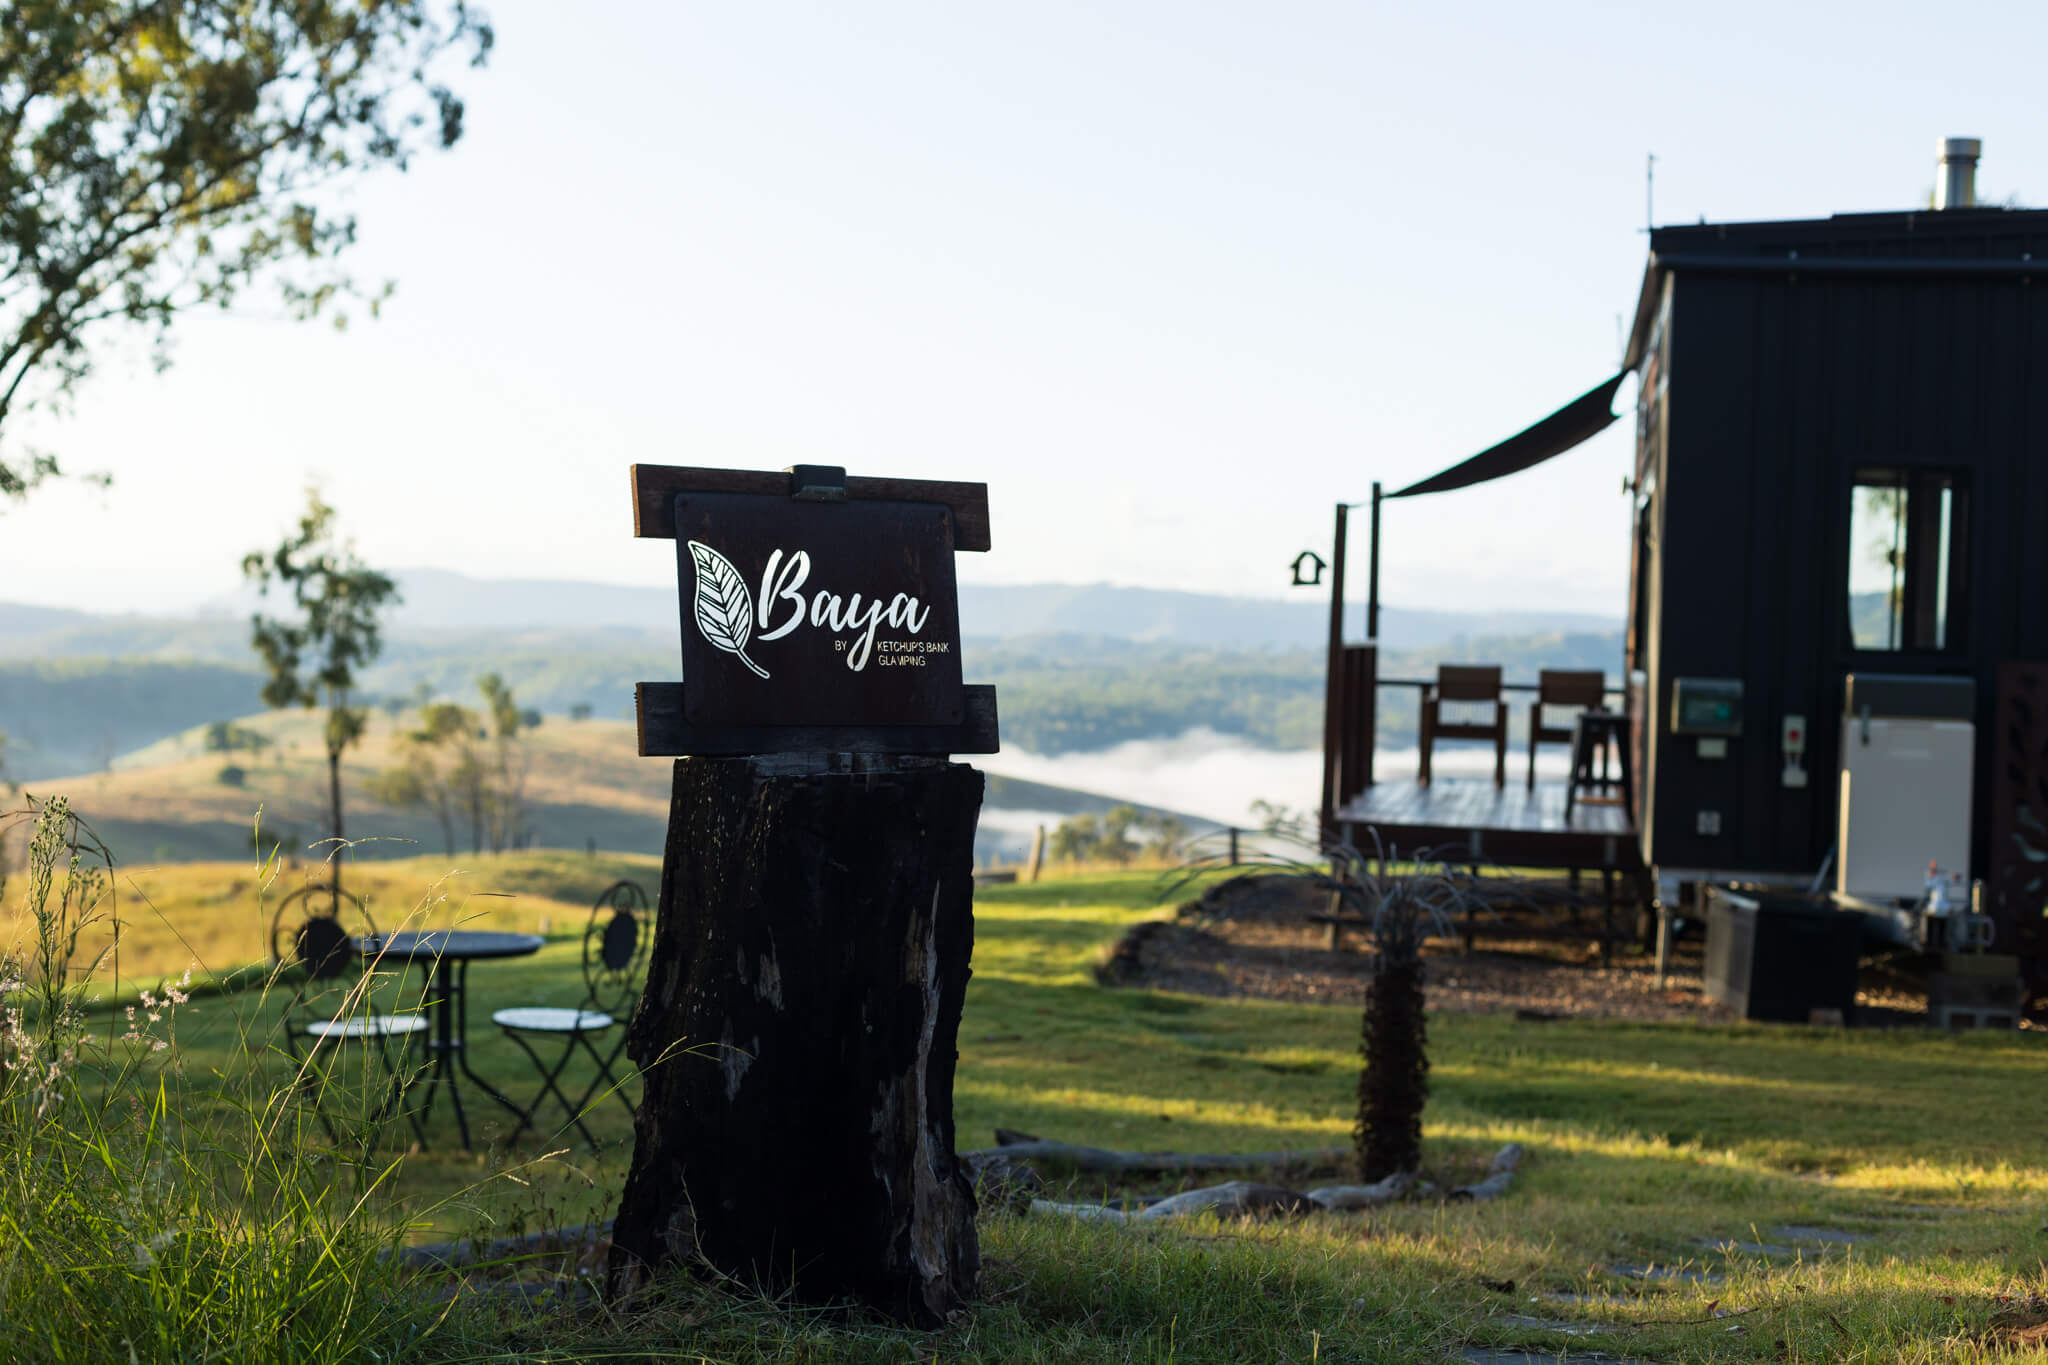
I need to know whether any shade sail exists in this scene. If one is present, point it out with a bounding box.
[1387,370,1630,499]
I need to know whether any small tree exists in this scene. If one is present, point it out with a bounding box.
[365,758,424,835]
[1047,813,1101,862]
[1098,805,1140,864]
[1143,814,1189,859]
[475,673,529,853]
[242,488,399,881]
[373,700,472,857]
[202,721,269,755]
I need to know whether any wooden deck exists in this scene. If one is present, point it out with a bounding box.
[1334,776,1641,871]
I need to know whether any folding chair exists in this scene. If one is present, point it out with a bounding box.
[270,883,429,1148]
[493,879,650,1149]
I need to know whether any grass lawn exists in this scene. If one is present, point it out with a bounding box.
[14,859,2048,1361]
[0,849,666,993]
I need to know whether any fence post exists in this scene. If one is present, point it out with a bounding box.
[1027,825,1045,882]
[1228,827,1240,866]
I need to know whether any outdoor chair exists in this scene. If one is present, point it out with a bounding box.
[1526,669,1607,789]
[493,879,651,1149]
[1418,664,1507,787]
[270,883,429,1147]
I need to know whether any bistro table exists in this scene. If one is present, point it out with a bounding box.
[357,930,545,1150]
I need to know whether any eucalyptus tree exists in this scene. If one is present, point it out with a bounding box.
[243,487,398,880]
[0,0,493,503]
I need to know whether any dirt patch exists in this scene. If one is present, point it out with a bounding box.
[1988,1296,2048,1350]
[1105,874,1934,1026]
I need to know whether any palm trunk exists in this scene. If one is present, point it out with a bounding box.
[1355,956,1428,1181]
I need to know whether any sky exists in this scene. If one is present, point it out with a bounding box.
[4,0,2044,623]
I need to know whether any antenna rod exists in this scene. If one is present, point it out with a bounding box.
[1646,152,1656,231]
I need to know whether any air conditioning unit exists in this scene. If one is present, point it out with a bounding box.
[1836,675,1974,903]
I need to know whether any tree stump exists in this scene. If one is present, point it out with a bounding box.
[606,755,982,1326]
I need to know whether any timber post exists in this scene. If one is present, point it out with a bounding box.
[605,464,999,1327]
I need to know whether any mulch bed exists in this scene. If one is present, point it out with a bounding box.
[1100,873,1944,1027]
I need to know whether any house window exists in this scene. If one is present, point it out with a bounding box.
[1847,468,1969,652]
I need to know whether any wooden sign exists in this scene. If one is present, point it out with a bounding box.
[632,464,999,756]
[673,493,964,726]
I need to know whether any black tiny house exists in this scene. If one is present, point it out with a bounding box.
[1619,162,2048,978]
[1320,143,2048,994]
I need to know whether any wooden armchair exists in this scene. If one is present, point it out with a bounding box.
[1527,669,1607,789]
[1418,664,1506,787]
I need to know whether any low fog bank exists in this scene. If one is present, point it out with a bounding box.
[979,727,1576,835]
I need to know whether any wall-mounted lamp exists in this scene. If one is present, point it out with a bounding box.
[1290,550,1327,587]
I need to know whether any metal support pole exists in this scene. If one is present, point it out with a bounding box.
[1366,482,1382,643]
[1319,503,1349,840]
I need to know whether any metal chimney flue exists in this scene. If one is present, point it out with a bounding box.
[1935,137,1981,209]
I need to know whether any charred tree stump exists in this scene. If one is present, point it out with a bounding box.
[606,755,982,1326]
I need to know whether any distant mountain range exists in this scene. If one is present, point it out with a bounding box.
[0,573,1625,782]
[9,568,1619,653]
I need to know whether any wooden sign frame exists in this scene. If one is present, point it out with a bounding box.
[631,463,1000,757]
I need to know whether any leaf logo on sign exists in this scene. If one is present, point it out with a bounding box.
[686,541,770,679]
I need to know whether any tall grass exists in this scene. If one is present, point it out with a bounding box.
[0,796,502,1363]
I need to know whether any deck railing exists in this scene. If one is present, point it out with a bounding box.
[1375,676,1625,700]
[1325,651,1629,833]
[1371,678,1625,746]
[1337,675,1624,801]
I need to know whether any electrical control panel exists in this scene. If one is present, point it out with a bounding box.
[1670,677,1744,736]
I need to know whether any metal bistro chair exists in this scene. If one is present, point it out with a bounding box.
[492,880,651,1149]
[270,884,429,1147]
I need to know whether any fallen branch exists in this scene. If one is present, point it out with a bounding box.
[1137,1181,1316,1220]
[1000,1134,1524,1222]
[1449,1142,1524,1202]
[1304,1171,1415,1210]
[975,1128,1346,1175]
[1029,1175,1407,1222]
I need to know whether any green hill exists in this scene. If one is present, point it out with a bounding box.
[0,659,265,780]
[2,705,1211,872]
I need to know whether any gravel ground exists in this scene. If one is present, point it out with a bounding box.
[1105,873,1944,1026]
